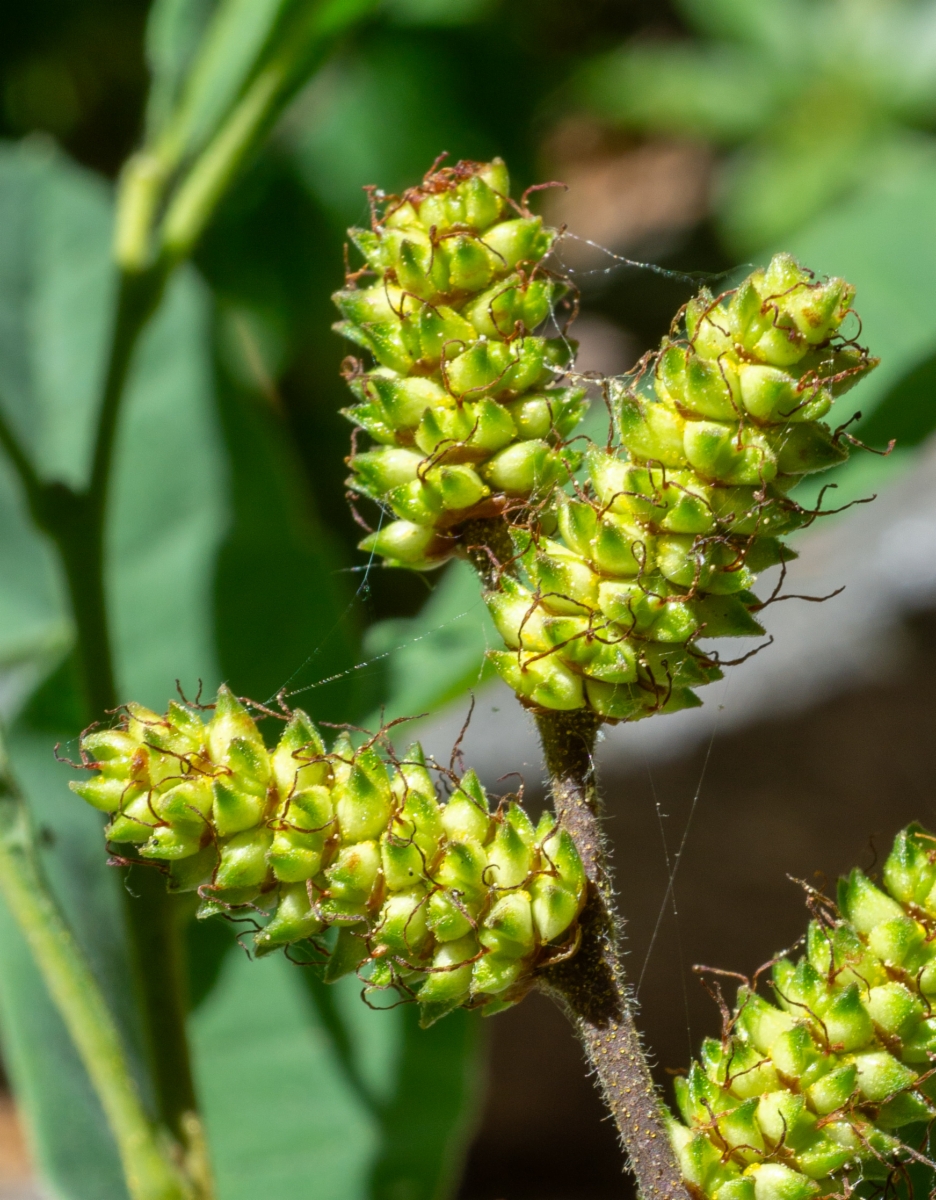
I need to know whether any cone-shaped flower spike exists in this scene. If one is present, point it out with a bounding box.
[488,254,878,720]
[668,825,936,1200]
[70,688,587,1025]
[334,157,586,569]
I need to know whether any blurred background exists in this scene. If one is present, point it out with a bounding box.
[2,1,936,1199]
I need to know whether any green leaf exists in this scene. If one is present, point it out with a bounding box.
[212,370,369,721]
[858,345,936,454]
[677,0,804,51]
[363,560,495,727]
[0,455,69,701]
[190,947,394,1200]
[779,146,936,511]
[581,43,779,143]
[0,138,227,1197]
[0,139,114,489]
[384,0,493,27]
[787,147,936,422]
[366,1006,481,1200]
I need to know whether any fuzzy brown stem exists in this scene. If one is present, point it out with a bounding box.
[535,709,689,1200]
[456,515,516,590]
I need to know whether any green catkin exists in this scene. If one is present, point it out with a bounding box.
[487,253,878,720]
[69,687,587,1026]
[670,825,936,1200]
[333,157,586,569]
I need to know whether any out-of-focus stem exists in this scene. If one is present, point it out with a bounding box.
[0,732,188,1200]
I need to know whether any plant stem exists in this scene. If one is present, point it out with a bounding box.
[0,732,188,1200]
[29,266,211,1194]
[535,709,689,1200]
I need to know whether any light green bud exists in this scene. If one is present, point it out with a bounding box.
[489,650,585,711]
[352,447,423,496]
[105,793,158,842]
[838,870,904,934]
[372,889,430,959]
[325,840,381,904]
[153,779,213,828]
[215,828,273,891]
[748,1163,818,1200]
[417,934,478,1027]
[380,833,426,892]
[140,824,203,861]
[358,520,449,569]
[529,876,581,943]
[486,578,550,652]
[486,802,535,890]
[206,685,263,762]
[426,890,476,943]
[479,891,534,959]
[471,952,523,996]
[269,826,325,883]
[81,728,139,763]
[255,883,324,956]
[212,778,266,838]
[335,748,392,841]
[440,774,490,844]
[69,775,143,813]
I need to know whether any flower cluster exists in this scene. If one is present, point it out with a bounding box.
[486,253,878,720]
[69,687,587,1025]
[670,825,936,1200]
[334,157,585,569]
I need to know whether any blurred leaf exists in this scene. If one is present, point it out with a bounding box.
[367,1006,481,1200]
[364,560,494,726]
[190,949,397,1200]
[212,369,369,721]
[716,119,896,254]
[677,0,803,50]
[581,43,778,143]
[858,345,936,454]
[788,147,936,418]
[0,137,114,489]
[0,454,69,709]
[111,267,227,709]
[385,0,493,27]
[299,973,482,1200]
[781,146,936,511]
[285,33,503,223]
[583,0,936,252]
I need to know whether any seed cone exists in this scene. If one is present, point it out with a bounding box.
[69,687,587,1024]
[334,157,585,569]
[487,253,878,720]
[670,825,936,1200]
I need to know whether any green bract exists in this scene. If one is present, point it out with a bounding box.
[334,157,586,569]
[670,825,936,1200]
[70,687,587,1026]
[487,253,878,720]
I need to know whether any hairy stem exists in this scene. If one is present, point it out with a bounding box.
[458,515,520,590]
[535,710,688,1200]
[0,732,187,1200]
